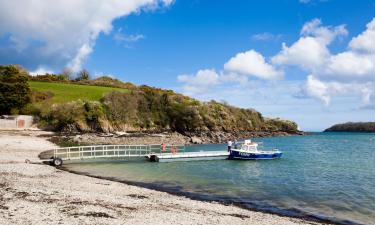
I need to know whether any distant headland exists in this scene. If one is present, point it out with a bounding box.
[324,122,375,133]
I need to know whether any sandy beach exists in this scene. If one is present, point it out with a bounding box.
[0,130,320,225]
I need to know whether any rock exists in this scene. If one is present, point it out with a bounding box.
[114,131,128,137]
[190,136,203,144]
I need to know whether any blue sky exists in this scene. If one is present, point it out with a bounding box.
[0,0,375,131]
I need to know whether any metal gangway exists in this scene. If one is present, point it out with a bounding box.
[45,144,186,166]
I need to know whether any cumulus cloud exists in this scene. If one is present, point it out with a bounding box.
[224,50,283,80]
[178,49,283,96]
[0,0,172,72]
[177,69,220,95]
[272,19,347,71]
[349,18,375,54]
[177,17,375,109]
[291,18,375,105]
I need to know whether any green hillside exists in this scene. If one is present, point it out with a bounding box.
[0,64,299,134]
[29,81,129,103]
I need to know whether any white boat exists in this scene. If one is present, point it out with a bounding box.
[228,140,282,160]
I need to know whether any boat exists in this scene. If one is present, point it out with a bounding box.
[228,140,282,160]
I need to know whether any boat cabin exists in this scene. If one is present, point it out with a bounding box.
[240,140,259,152]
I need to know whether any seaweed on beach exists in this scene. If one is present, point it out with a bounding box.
[70,211,115,218]
[127,194,149,199]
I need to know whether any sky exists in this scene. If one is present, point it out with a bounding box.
[0,0,375,131]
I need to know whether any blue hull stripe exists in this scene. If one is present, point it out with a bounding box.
[228,151,282,160]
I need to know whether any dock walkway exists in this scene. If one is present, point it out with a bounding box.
[42,144,228,166]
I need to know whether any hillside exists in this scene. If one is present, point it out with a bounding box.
[325,122,375,132]
[1,65,300,139]
[29,81,129,103]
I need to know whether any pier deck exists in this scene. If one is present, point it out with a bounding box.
[41,144,228,166]
[149,151,229,162]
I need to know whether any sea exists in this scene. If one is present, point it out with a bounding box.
[63,132,375,225]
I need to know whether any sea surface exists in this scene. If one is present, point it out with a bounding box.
[64,132,375,225]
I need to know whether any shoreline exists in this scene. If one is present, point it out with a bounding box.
[48,130,304,146]
[61,166,341,225]
[0,130,319,225]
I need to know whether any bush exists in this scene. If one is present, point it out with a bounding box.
[77,69,90,81]
[31,90,54,102]
[0,65,31,114]
[101,92,139,127]
[43,101,87,131]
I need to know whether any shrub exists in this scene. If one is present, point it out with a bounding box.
[0,65,31,114]
[31,90,54,102]
[43,101,87,131]
[101,92,138,127]
[76,69,90,81]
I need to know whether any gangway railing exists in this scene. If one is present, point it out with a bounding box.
[48,144,186,166]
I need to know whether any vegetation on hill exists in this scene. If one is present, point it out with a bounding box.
[1,64,299,135]
[325,122,375,132]
[0,65,31,114]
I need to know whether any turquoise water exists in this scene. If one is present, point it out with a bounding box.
[64,133,375,225]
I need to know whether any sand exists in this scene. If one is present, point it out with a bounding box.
[0,130,321,225]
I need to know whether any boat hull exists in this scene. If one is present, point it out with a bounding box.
[228,150,282,160]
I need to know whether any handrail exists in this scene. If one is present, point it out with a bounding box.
[52,144,185,161]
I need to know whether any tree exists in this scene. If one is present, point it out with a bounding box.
[77,69,90,81]
[0,65,31,114]
[60,67,73,80]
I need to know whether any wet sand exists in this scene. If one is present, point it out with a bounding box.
[0,130,321,225]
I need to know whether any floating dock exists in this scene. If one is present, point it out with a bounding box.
[38,144,228,166]
[148,151,229,162]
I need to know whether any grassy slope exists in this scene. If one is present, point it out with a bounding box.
[29,81,129,103]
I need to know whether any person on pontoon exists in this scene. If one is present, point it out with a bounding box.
[227,140,233,152]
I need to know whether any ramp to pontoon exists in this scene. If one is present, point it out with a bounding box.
[40,144,228,165]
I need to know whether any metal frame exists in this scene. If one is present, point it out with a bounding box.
[51,144,186,162]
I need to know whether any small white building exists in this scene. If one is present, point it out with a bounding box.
[0,115,34,130]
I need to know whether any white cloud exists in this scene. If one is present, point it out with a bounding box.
[177,50,283,96]
[349,18,375,54]
[29,66,54,76]
[0,0,173,72]
[177,17,375,111]
[304,75,331,105]
[325,52,375,81]
[272,19,347,71]
[272,37,330,70]
[224,50,283,80]
[270,18,375,106]
[177,69,220,95]
[300,19,348,44]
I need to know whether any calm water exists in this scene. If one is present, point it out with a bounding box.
[64,133,375,225]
